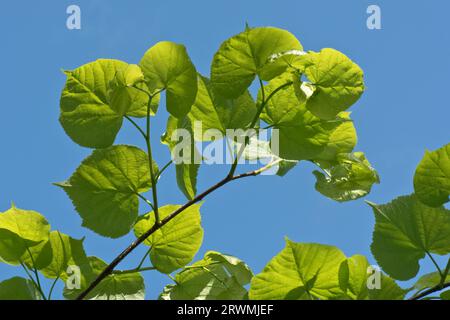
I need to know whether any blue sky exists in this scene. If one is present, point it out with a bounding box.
[0,0,449,299]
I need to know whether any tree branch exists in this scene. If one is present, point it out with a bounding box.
[75,163,273,300]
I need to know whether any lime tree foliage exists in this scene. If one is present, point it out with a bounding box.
[0,26,448,300]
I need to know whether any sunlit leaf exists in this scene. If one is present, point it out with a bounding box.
[368,194,450,280]
[56,145,156,238]
[249,240,346,300]
[134,204,203,274]
[413,143,450,207]
[211,27,302,97]
[160,251,252,300]
[140,41,197,118]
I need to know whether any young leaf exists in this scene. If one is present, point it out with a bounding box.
[64,256,145,300]
[160,251,253,300]
[188,74,256,139]
[56,145,156,238]
[161,116,201,200]
[0,206,50,266]
[367,273,407,300]
[0,277,41,300]
[313,152,379,202]
[338,254,370,300]
[413,143,450,207]
[139,41,197,118]
[249,240,346,300]
[107,64,160,117]
[367,194,450,280]
[313,112,357,162]
[211,27,302,98]
[300,49,364,120]
[59,59,128,148]
[134,204,203,274]
[36,231,87,279]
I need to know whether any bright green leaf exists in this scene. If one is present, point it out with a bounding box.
[301,48,364,120]
[368,273,407,300]
[211,27,302,98]
[188,74,256,139]
[160,251,252,300]
[0,277,41,300]
[162,116,201,200]
[249,240,346,300]
[338,254,370,300]
[413,143,450,207]
[59,59,127,148]
[107,64,160,117]
[368,194,450,280]
[139,41,197,118]
[56,145,155,238]
[134,204,203,274]
[36,231,87,279]
[0,206,50,266]
[313,152,379,202]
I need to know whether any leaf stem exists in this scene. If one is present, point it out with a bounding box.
[136,193,155,211]
[136,247,152,270]
[228,80,293,177]
[124,115,147,140]
[111,266,156,275]
[25,248,47,300]
[426,251,443,278]
[145,94,160,225]
[20,261,47,300]
[440,257,450,287]
[48,276,60,300]
[155,160,173,181]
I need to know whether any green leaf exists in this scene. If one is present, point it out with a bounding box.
[338,254,370,300]
[107,64,160,117]
[276,160,298,177]
[188,74,256,139]
[368,273,407,300]
[249,240,346,300]
[258,73,357,162]
[441,290,450,300]
[313,152,379,202]
[56,145,155,238]
[367,194,450,280]
[211,27,302,98]
[134,204,203,274]
[160,251,253,300]
[0,206,50,266]
[139,41,197,118]
[412,271,450,292]
[59,59,128,148]
[300,48,364,120]
[313,112,357,162]
[413,143,450,207]
[162,116,201,200]
[36,231,87,279]
[0,277,41,300]
[64,256,145,300]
